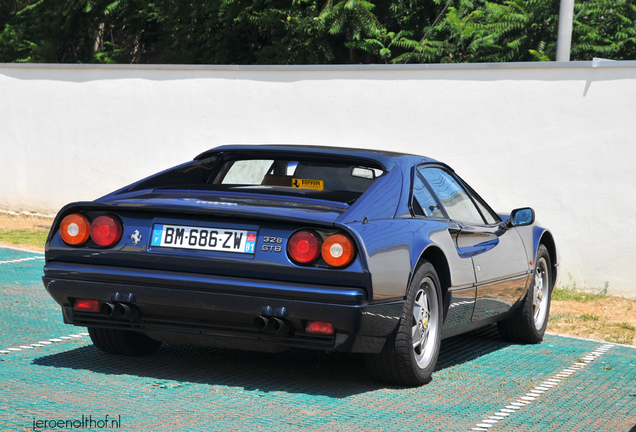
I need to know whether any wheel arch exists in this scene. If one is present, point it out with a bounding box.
[412,245,451,323]
[537,230,558,291]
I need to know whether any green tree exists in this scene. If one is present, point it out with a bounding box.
[0,0,635,64]
[571,0,636,60]
[317,0,383,60]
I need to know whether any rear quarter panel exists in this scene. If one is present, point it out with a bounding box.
[346,218,476,301]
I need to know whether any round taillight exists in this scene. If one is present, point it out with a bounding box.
[287,231,321,264]
[90,215,122,247]
[60,214,91,246]
[322,234,355,267]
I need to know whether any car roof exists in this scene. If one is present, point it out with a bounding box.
[194,145,440,172]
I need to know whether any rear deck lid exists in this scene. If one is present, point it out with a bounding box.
[99,189,349,225]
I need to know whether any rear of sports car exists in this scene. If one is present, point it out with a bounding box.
[42,148,403,356]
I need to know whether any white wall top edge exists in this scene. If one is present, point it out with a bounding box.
[2,59,636,72]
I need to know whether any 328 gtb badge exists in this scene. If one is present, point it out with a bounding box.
[262,236,283,252]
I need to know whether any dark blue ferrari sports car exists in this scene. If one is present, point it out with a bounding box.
[43,145,558,386]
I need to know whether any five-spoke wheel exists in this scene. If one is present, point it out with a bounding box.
[412,278,439,370]
[532,256,550,331]
[365,260,442,386]
[497,244,553,344]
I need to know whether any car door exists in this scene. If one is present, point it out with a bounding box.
[418,166,530,323]
[411,170,476,330]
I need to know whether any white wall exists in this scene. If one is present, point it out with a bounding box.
[1,61,635,297]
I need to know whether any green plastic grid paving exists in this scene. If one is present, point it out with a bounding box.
[1,247,635,431]
[0,249,69,349]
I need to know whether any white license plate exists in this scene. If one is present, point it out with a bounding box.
[150,224,257,254]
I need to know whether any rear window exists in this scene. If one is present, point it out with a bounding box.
[124,156,218,192]
[126,155,386,204]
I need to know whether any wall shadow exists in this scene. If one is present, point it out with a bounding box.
[32,324,509,399]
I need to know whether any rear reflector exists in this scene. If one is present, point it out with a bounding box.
[60,214,91,246]
[90,215,122,247]
[73,299,100,312]
[306,321,335,335]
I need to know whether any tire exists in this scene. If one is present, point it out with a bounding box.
[365,261,442,386]
[497,244,552,344]
[88,327,162,356]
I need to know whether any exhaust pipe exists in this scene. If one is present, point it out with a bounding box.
[267,317,290,334]
[113,303,139,320]
[254,316,269,331]
[100,302,115,317]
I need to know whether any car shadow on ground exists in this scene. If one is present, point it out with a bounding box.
[33,324,510,398]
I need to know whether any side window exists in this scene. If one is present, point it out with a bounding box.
[419,168,485,225]
[460,178,500,224]
[473,197,498,224]
[412,174,444,218]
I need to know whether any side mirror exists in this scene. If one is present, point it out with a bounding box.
[506,207,535,228]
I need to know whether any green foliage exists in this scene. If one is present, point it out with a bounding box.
[529,41,551,60]
[319,0,382,39]
[355,29,412,63]
[391,0,563,63]
[0,0,635,64]
[552,286,607,302]
[214,0,333,64]
[571,0,636,60]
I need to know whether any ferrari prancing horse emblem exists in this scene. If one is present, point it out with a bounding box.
[131,230,142,246]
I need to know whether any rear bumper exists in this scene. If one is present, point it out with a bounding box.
[43,262,404,353]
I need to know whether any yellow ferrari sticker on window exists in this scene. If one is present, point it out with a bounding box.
[292,178,324,190]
